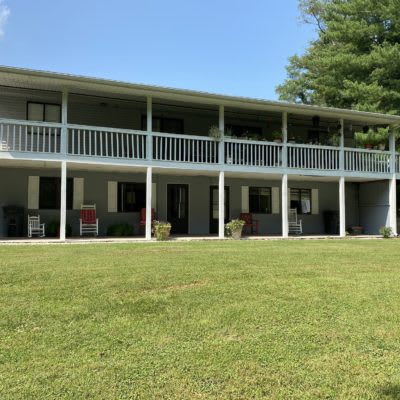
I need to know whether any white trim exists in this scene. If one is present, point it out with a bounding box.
[73,177,84,210]
[241,186,249,213]
[271,187,280,214]
[107,181,118,212]
[311,189,319,215]
[27,176,39,210]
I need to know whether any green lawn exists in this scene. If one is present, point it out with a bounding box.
[1,240,400,399]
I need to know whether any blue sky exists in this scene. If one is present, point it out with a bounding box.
[0,0,316,100]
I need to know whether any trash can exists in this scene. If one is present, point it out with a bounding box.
[3,206,25,237]
[323,210,339,235]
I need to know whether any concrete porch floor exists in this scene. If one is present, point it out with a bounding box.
[0,234,383,245]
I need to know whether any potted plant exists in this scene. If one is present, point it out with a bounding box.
[355,128,388,149]
[152,221,171,241]
[225,219,245,240]
[208,125,223,141]
[379,226,393,238]
[272,130,282,143]
[328,134,340,147]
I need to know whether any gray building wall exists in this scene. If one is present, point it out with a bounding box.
[359,180,390,234]
[0,166,379,237]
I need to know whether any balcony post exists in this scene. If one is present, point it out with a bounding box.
[339,118,344,171]
[389,130,397,235]
[146,96,153,161]
[59,161,67,241]
[61,89,68,154]
[218,105,225,165]
[218,170,225,239]
[145,166,152,240]
[282,111,288,168]
[339,176,346,237]
[282,173,288,238]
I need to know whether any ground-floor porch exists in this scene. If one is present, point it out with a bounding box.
[0,159,397,240]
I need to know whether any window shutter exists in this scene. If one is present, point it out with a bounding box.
[151,183,157,210]
[108,181,118,212]
[271,187,280,214]
[73,178,84,210]
[28,176,39,209]
[311,189,319,214]
[241,186,249,213]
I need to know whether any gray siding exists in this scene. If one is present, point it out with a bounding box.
[0,166,380,237]
[359,180,390,234]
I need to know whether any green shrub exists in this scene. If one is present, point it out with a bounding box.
[379,226,393,239]
[47,220,72,237]
[107,223,134,237]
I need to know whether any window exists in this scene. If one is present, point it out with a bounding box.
[27,102,61,123]
[118,182,146,212]
[290,188,311,215]
[39,177,73,210]
[249,187,272,214]
[141,116,184,134]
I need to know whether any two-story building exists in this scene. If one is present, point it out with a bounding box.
[0,66,399,240]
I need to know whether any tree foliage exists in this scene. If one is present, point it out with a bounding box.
[276,0,400,114]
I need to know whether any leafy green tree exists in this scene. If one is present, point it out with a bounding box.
[276,0,400,114]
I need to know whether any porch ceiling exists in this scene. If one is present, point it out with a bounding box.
[1,66,400,125]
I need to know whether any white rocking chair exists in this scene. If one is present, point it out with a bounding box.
[28,215,45,238]
[288,208,303,235]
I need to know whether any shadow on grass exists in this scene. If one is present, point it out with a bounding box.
[378,384,400,399]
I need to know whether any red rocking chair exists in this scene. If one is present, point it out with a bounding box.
[240,213,259,235]
[139,208,156,231]
[80,204,99,236]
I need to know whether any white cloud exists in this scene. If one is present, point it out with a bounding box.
[0,0,10,38]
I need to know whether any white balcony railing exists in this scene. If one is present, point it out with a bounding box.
[0,118,399,177]
[287,143,340,170]
[68,125,147,159]
[224,138,282,167]
[153,132,218,164]
[0,119,61,153]
[344,148,391,174]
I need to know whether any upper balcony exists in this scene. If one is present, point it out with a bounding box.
[0,75,399,179]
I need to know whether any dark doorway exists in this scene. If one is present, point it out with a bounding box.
[209,186,230,234]
[167,184,189,234]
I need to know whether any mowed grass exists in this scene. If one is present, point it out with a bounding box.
[1,240,400,399]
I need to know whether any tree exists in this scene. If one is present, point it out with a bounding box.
[276,0,400,114]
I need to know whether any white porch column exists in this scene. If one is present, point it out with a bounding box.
[282,174,288,238]
[145,167,152,240]
[61,89,68,154]
[59,161,67,241]
[218,170,225,238]
[389,131,397,235]
[339,118,345,171]
[339,176,346,237]
[218,105,225,165]
[389,175,397,236]
[282,112,288,168]
[146,96,153,161]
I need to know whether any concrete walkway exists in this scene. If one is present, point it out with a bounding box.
[0,234,383,245]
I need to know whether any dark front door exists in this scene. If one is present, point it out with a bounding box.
[209,186,230,234]
[167,184,189,234]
